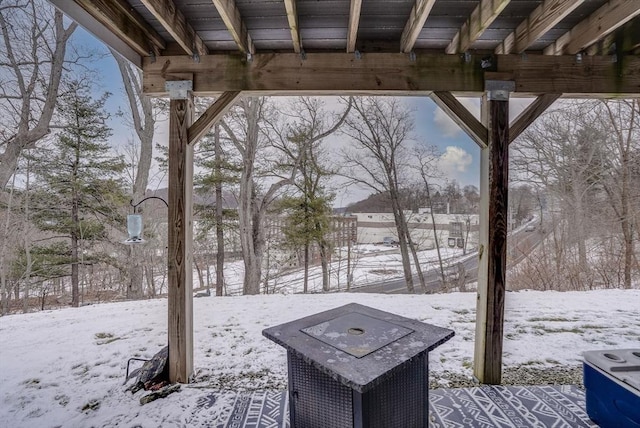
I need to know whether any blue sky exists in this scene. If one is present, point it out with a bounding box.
[76,27,487,204]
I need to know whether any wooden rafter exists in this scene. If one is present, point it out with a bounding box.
[509,93,561,143]
[400,0,437,53]
[72,0,165,57]
[142,53,640,96]
[495,0,584,54]
[283,0,301,53]
[446,0,511,54]
[430,92,488,148]
[544,0,640,55]
[347,0,363,53]
[139,0,208,57]
[211,0,255,54]
[188,91,242,144]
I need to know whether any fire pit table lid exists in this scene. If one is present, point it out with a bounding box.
[263,303,454,393]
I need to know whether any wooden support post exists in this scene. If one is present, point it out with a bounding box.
[167,88,194,384]
[474,82,511,384]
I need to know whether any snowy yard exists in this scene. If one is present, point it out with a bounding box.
[1,289,639,427]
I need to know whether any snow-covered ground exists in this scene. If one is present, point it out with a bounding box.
[222,244,471,295]
[1,289,639,427]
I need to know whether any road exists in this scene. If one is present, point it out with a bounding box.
[351,224,546,294]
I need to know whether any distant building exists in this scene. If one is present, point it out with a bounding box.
[352,212,479,251]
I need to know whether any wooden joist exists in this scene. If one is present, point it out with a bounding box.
[211,0,255,54]
[495,0,584,54]
[544,0,640,55]
[400,0,437,53]
[142,52,640,96]
[284,0,302,53]
[347,0,363,53]
[73,0,165,58]
[139,0,208,57]
[446,0,511,54]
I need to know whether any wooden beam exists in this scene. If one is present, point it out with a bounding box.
[544,0,640,55]
[142,52,640,96]
[495,0,584,54]
[446,0,511,54]
[69,0,165,58]
[509,93,561,143]
[430,92,488,148]
[400,0,437,53]
[284,0,302,53]
[49,0,143,67]
[138,0,208,57]
[188,91,242,145]
[474,93,510,385]
[347,0,363,53]
[168,96,194,384]
[211,0,255,54]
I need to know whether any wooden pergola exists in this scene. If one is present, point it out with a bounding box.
[48,0,640,384]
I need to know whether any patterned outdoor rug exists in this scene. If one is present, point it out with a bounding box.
[188,385,595,427]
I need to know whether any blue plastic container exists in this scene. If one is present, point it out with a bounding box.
[583,349,640,428]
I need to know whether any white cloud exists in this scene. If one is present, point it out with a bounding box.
[439,146,473,176]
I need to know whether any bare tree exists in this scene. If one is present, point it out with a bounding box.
[267,97,351,292]
[220,97,295,295]
[413,145,447,286]
[511,102,603,285]
[111,49,157,299]
[0,0,77,189]
[341,97,422,293]
[598,99,639,289]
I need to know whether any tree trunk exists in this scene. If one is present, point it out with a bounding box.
[71,206,79,307]
[303,243,309,293]
[145,265,155,297]
[0,173,17,315]
[23,158,33,313]
[215,124,225,296]
[194,257,205,290]
[71,143,80,308]
[389,186,414,293]
[319,240,330,292]
[112,50,155,300]
[127,249,144,300]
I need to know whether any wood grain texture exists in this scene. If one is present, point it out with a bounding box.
[544,0,640,55]
[139,0,208,57]
[446,0,511,54]
[400,0,437,53]
[484,99,509,384]
[431,92,488,148]
[347,0,363,53]
[495,0,584,54]
[142,53,640,96]
[188,91,241,145]
[168,98,194,384]
[75,0,165,56]
[283,0,301,53]
[509,93,560,143]
[211,0,255,54]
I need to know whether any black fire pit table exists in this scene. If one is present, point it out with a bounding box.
[262,303,454,428]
